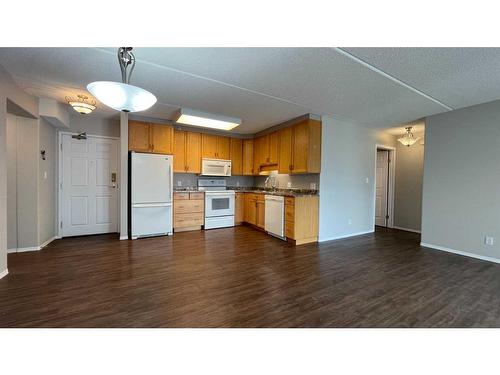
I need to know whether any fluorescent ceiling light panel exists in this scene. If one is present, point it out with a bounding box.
[175,108,241,131]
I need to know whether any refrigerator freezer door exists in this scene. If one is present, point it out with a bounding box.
[132,153,172,204]
[131,204,173,238]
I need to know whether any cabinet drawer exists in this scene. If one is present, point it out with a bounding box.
[174,213,204,227]
[285,220,295,239]
[257,194,265,202]
[284,204,295,221]
[174,192,189,200]
[285,197,295,206]
[174,200,204,214]
[189,192,204,200]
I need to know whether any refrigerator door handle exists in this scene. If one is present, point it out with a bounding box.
[132,203,172,208]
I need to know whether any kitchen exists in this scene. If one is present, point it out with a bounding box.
[129,114,321,245]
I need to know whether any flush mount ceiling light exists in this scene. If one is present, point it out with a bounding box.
[398,126,420,147]
[87,47,157,113]
[65,94,96,115]
[175,108,241,131]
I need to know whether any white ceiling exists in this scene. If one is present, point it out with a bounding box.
[0,47,499,134]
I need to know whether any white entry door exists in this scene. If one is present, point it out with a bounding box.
[61,134,119,237]
[375,149,389,227]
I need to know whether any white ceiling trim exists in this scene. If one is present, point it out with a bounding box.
[335,47,454,111]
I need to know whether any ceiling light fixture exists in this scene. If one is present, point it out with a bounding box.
[175,108,241,131]
[398,126,420,147]
[87,47,157,113]
[66,94,96,115]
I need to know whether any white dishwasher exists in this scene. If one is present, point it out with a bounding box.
[264,195,285,240]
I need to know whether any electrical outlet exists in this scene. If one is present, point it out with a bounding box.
[177,180,182,187]
[348,219,352,225]
[287,182,292,188]
[310,182,317,190]
[236,181,240,187]
[485,236,494,246]
[365,177,369,184]
[43,171,47,180]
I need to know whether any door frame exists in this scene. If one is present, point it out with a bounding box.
[374,144,396,228]
[57,132,120,238]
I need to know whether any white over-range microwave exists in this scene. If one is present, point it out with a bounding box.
[201,158,232,176]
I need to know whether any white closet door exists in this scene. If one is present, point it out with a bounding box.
[375,150,389,227]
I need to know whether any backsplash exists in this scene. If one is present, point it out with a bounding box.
[254,174,319,190]
[173,173,254,188]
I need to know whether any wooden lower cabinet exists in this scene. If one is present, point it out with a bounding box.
[235,193,244,225]
[244,193,258,225]
[284,196,319,245]
[174,192,205,232]
[256,195,265,229]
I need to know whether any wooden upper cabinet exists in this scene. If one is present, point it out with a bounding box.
[151,124,173,154]
[230,138,243,175]
[129,120,174,154]
[173,129,186,173]
[185,132,201,173]
[276,119,322,174]
[174,130,202,173]
[129,121,151,152]
[242,139,254,176]
[201,134,231,160]
[292,121,310,173]
[278,126,293,174]
[218,136,231,160]
[201,134,218,159]
[268,131,278,164]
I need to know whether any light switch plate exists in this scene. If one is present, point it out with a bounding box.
[485,236,494,246]
[310,182,317,190]
[177,181,182,187]
[287,182,292,188]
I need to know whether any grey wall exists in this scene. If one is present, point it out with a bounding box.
[422,100,500,260]
[254,174,319,189]
[319,116,381,241]
[68,114,120,137]
[0,64,38,276]
[38,118,56,245]
[394,132,424,231]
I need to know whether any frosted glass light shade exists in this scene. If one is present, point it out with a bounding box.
[397,127,420,147]
[87,81,157,112]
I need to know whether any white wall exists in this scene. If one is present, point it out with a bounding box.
[0,64,38,277]
[68,113,119,137]
[421,100,500,261]
[38,118,56,245]
[319,116,381,241]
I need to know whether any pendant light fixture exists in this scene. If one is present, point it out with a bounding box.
[66,94,96,114]
[397,126,420,147]
[87,47,157,113]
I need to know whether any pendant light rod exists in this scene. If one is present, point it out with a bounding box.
[118,47,136,84]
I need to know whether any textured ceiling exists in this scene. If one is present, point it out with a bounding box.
[0,47,499,134]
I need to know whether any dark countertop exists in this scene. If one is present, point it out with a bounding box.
[174,187,318,197]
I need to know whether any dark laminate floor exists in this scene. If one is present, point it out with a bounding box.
[1,226,499,327]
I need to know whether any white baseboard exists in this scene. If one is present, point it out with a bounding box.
[7,236,58,253]
[319,230,374,243]
[421,242,500,265]
[119,235,129,241]
[0,268,8,279]
[393,226,421,234]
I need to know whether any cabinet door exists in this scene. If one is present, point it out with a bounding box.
[268,131,278,164]
[201,134,218,159]
[242,139,254,175]
[129,121,151,152]
[230,138,243,175]
[185,132,202,173]
[259,135,270,164]
[151,124,173,154]
[173,129,186,173]
[235,193,244,223]
[244,194,256,225]
[217,136,231,160]
[278,127,293,174]
[256,201,265,229]
[292,121,309,173]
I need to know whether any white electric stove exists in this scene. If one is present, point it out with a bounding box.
[197,179,235,229]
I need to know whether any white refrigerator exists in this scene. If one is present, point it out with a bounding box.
[130,152,173,239]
